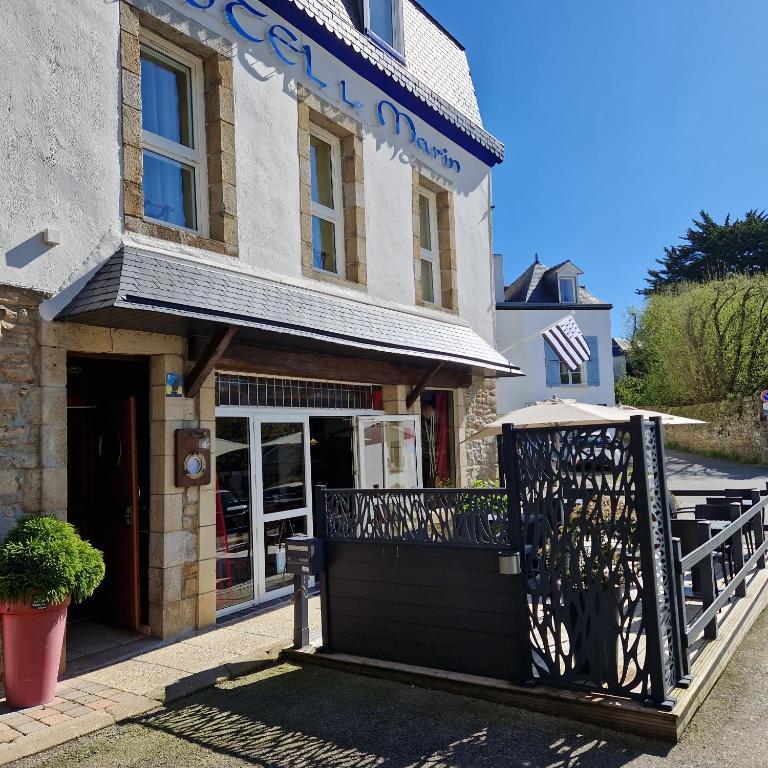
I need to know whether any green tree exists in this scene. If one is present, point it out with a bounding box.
[623,275,768,406]
[641,210,768,295]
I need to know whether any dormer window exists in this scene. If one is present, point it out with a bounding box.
[364,0,405,59]
[558,276,577,304]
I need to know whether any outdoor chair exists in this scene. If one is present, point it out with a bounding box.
[695,504,739,584]
[671,518,718,598]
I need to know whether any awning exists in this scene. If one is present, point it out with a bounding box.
[56,249,521,376]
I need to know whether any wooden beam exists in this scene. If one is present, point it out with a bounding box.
[405,362,443,409]
[190,338,474,389]
[185,326,237,399]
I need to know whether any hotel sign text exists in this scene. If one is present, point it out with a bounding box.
[184,0,461,173]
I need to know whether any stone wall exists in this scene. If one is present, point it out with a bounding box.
[664,395,768,464]
[460,374,498,484]
[0,288,43,539]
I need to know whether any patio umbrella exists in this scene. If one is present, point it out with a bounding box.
[613,404,706,426]
[466,397,629,441]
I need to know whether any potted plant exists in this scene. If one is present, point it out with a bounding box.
[0,515,105,708]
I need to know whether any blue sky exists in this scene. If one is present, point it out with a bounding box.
[419,0,768,334]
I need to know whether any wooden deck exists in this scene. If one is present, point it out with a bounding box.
[283,568,768,743]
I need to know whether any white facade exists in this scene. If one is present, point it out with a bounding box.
[0,0,496,344]
[495,258,616,413]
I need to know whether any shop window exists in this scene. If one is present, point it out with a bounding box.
[140,34,206,233]
[420,390,455,488]
[216,373,383,410]
[363,0,404,58]
[418,189,440,304]
[309,127,344,275]
[215,417,254,612]
[261,422,306,515]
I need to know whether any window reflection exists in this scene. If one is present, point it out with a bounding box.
[264,516,307,592]
[215,418,253,611]
[261,423,306,514]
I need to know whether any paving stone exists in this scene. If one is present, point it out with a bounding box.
[38,712,72,726]
[49,702,79,713]
[14,721,49,735]
[65,705,95,718]
[0,713,34,727]
[85,699,115,711]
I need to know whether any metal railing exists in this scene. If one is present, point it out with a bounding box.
[669,492,768,680]
[319,487,511,546]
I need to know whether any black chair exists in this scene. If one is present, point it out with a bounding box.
[671,518,717,597]
[695,504,735,584]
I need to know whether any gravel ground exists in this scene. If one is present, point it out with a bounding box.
[16,606,768,768]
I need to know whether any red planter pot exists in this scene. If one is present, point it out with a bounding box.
[1,596,70,709]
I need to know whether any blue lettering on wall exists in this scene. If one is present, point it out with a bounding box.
[225,0,267,43]
[268,24,301,66]
[184,0,461,173]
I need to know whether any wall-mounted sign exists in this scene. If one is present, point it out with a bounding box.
[183,0,461,173]
[166,372,184,397]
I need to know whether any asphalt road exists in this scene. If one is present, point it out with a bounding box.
[18,604,768,768]
[665,449,768,492]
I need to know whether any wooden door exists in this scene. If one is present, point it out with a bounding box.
[91,398,140,630]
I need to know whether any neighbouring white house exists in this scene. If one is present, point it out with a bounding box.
[494,255,616,413]
[613,337,631,382]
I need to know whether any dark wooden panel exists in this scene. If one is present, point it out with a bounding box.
[330,596,519,634]
[326,558,510,592]
[329,628,525,681]
[324,541,530,682]
[197,339,473,389]
[327,541,504,571]
[328,578,512,614]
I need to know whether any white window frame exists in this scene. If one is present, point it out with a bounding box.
[309,124,345,278]
[558,276,578,304]
[140,30,208,236]
[559,361,586,386]
[418,187,441,305]
[363,0,405,58]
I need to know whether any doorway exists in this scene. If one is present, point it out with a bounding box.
[66,357,149,641]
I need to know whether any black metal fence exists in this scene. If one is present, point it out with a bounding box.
[312,416,767,709]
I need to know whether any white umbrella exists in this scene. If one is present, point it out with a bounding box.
[613,404,706,426]
[467,397,630,441]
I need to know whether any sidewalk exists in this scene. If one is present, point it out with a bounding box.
[0,596,321,765]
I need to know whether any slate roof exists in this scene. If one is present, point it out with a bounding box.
[502,259,609,305]
[265,0,503,164]
[58,250,519,374]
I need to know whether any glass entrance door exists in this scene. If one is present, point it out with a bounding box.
[215,412,312,615]
[356,416,422,489]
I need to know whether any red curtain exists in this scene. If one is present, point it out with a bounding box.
[434,392,451,482]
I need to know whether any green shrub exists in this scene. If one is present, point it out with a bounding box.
[0,516,105,606]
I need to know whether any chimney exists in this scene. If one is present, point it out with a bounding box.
[493,253,505,303]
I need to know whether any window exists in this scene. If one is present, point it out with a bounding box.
[558,276,578,304]
[364,0,404,56]
[559,362,584,386]
[309,127,344,275]
[545,337,600,387]
[140,33,206,233]
[418,189,440,304]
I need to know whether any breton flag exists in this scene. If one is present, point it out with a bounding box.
[541,316,591,371]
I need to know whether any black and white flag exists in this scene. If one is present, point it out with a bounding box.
[542,316,591,371]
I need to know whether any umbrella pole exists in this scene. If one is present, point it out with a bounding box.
[497,434,506,487]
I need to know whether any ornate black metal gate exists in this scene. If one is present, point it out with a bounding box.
[503,415,680,706]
